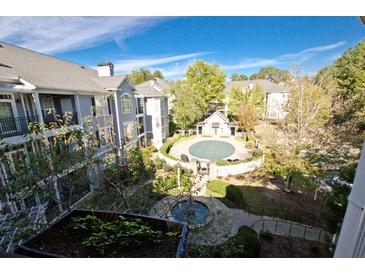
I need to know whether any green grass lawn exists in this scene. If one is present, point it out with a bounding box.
[207,180,246,208]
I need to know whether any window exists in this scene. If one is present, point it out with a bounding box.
[121,94,132,113]
[95,95,110,116]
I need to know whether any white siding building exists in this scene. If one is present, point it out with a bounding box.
[135,79,169,149]
[335,142,365,257]
[224,79,291,120]
[196,111,237,137]
[0,42,147,213]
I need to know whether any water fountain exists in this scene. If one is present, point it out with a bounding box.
[171,197,210,226]
[170,164,211,228]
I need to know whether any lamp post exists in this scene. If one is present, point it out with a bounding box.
[177,163,181,191]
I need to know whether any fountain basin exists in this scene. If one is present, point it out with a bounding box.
[170,198,213,229]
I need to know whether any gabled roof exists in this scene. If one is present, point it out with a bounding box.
[225,79,291,94]
[0,42,128,93]
[135,78,170,98]
[92,75,128,90]
[203,111,230,123]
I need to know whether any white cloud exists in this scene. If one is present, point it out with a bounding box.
[221,58,278,70]
[221,41,346,70]
[113,52,209,72]
[0,17,168,53]
[278,41,346,61]
[155,59,197,78]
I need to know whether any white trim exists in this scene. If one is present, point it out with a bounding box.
[113,92,122,149]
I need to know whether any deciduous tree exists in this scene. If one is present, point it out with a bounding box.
[185,60,226,114]
[171,80,204,130]
[249,66,292,83]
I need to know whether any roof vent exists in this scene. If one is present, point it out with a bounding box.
[0,63,11,69]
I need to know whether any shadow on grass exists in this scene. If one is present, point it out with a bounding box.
[208,180,327,228]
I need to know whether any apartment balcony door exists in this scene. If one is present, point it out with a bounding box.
[0,96,18,135]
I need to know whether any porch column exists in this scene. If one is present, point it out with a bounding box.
[113,92,122,152]
[74,94,82,125]
[19,93,27,118]
[33,92,44,124]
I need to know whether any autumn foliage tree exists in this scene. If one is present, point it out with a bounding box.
[236,104,259,132]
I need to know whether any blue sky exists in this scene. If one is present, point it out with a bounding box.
[0,16,364,79]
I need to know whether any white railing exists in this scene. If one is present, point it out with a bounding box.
[216,157,264,177]
[158,151,264,177]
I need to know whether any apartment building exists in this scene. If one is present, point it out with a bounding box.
[224,79,292,120]
[0,42,146,213]
[135,78,169,149]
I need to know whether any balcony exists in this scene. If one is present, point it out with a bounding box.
[39,94,79,128]
[43,111,78,128]
[0,115,39,138]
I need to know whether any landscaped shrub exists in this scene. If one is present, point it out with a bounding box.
[339,162,358,182]
[160,141,180,161]
[187,225,260,258]
[207,180,246,208]
[252,148,264,159]
[215,159,231,166]
[226,185,246,208]
[245,141,255,150]
[152,173,192,194]
[154,158,167,170]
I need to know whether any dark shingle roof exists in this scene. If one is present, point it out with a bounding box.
[0,42,127,92]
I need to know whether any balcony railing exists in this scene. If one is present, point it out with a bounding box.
[0,115,39,138]
[43,111,78,128]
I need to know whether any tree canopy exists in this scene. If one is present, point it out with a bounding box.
[249,66,292,83]
[285,78,333,139]
[171,80,204,129]
[315,39,365,130]
[231,73,248,81]
[128,68,164,85]
[185,60,226,114]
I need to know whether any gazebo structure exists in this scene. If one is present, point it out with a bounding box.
[196,111,237,137]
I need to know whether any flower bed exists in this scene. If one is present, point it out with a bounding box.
[15,209,189,258]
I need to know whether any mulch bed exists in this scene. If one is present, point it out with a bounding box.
[259,233,330,258]
[23,219,180,258]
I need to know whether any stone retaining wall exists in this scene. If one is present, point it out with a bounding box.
[216,157,264,177]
